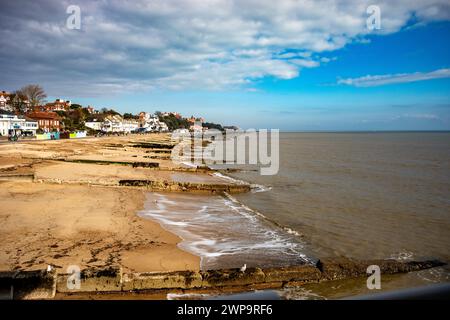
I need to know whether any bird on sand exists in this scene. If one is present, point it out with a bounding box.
[240,264,247,273]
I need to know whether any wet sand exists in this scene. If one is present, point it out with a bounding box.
[0,134,223,273]
[0,181,199,273]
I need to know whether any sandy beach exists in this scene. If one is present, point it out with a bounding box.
[0,133,241,274]
[0,133,447,300]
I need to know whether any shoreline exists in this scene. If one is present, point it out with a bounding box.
[0,134,214,274]
[0,133,447,299]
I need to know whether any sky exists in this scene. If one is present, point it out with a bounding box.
[1,0,450,130]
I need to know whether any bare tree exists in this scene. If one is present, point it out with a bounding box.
[19,84,47,107]
[9,91,29,114]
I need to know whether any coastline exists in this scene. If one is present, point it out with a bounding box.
[0,133,213,274]
[0,133,447,299]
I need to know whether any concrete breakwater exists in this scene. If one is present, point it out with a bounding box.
[0,259,444,299]
[118,180,251,193]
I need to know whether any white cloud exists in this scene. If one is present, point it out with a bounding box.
[289,59,320,68]
[0,0,450,95]
[338,68,450,87]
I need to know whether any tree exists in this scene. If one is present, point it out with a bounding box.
[203,122,224,131]
[19,84,47,107]
[9,91,29,114]
[99,108,119,115]
[70,104,83,109]
[159,114,190,131]
[123,113,134,119]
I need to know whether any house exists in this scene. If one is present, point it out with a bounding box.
[41,98,71,112]
[0,110,38,136]
[85,119,103,131]
[187,116,205,131]
[187,115,204,131]
[123,119,139,133]
[86,105,96,114]
[101,115,124,133]
[159,121,169,132]
[139,112,169,132]
[26,111,61,132]
[161,111,181,119]
[0,91,12,111]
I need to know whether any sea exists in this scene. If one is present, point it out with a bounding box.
[138,132,450,299]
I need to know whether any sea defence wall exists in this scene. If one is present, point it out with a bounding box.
[0,258,444,299]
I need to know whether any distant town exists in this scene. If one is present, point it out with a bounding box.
[0,85,233,141]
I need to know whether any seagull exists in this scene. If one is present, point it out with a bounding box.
[46,265,53,272]
[240,264,247,273]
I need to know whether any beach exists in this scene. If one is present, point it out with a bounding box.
[0,181,200,273]
[0,132,448,299]
[0,133,236,274]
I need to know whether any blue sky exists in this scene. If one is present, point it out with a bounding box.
[1,0,450,130]
[71,21,450,130]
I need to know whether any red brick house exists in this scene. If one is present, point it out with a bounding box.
[26,111,61,132]
[34,99,71,112]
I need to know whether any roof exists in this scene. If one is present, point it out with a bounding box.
[26,111,61,120]
[104,114,123,122]
[23,116,38,122]
[0,109,15,116]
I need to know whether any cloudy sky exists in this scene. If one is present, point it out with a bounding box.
[1,0,450,130]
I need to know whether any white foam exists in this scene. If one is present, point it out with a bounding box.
[389,250,414,261]
[138,192,312,269]
[250,184,273,193]
[212,172,247,184]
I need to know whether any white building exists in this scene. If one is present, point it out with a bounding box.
[85,120,102,131]
[101,115,124,133]
[139,112,169,132]
[0,91,12,112]
[159,121,169,132]
[122,119,139,133]
[86,116,138,134]
[0,112,38,137]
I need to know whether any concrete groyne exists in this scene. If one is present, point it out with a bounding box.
[0,258,444,299]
